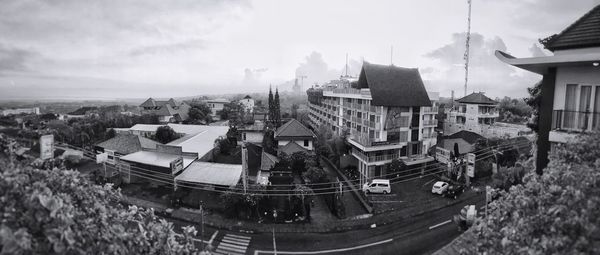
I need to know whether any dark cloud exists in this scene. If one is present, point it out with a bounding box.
[0,45,38,73]
[424,32,540,98]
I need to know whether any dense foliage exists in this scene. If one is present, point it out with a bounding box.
[496,97,532,124]
[0,160,197,254]
[525,81,542,132]
[155,125,180,144]
[471,132,600,254]
[187,104,212,124]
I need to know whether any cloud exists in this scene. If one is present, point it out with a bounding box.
[424,32,540,98]
[0,45,39,73]
[128,39,207,57]
[294,51,362,87]
[528,43,548,57]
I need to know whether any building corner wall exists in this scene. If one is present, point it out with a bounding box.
[536,67,556,174]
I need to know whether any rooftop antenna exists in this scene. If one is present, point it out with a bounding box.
[390,45,394,66]
[463,0,472,97]
[345,53,349,77]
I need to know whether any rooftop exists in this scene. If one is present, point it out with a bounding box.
[446,130,485,145]
[120,150,196,169]
[205,98,230,104]
[175,161,242,187]
[456,92,498,105]
[278,141,309,155]
[95,134,159,155]
[356,62,431,107]
[542,4,600,51]
[275,119,315,139]
[260,151,279,171]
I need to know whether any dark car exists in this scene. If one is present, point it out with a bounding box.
[444,184,465,199]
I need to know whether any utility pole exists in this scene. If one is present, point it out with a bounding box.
[200,202,205,251]
[242,143,248,194]
[390,45,394,66]
[272,228,277,255]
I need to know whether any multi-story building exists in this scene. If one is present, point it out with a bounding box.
[239,95,255,113]
[306,62,437,186]
[0,107,40,116]
[496,4,600,171]
[444,92,500,136]
[204,98,230,120]
[139,98,191,123]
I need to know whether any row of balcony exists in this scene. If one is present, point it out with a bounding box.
[351,148,397,163]
[322,87,371,96]
[422,106,439,113]
[423,119,438,126]
[552,110,600,132]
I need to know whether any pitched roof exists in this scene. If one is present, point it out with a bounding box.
[96,134,160,155]
[278,141,309,155]
[456,92,498,105]
[244,95,252,99]
[446,130,485,145]
[542,4,600,51]
[260,151,279,171]
[140,98,178,108]
[357,62,431,107]
[275,119,315,139]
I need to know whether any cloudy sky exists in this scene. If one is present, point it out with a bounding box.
[1,0,599,100]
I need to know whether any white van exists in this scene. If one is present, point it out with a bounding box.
[362,179,391,194]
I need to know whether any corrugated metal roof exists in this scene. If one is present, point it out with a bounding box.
[175,161,242,187]
[96,134,159,155]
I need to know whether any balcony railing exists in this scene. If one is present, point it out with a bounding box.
[423,132,437,139]
[351,148,397,163]
[552,110,600,131]
[422,106,439,113]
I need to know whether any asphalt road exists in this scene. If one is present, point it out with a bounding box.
[169,192,485,255]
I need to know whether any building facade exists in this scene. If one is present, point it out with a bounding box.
[205,98,230,120]
[444,92,500,136]
[306,62,437,186]
[496,4,600,172]
[239,95,255,113]
[0,107,40,116]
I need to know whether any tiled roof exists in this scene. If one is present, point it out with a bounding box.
[543,4,600,51]
[446,130,484,145]
[278,141,309,155]
[357,62,432,107]
[456,92,497,105]
[275,119,315,139]
[260,151,279,171]
[96,134,159,155]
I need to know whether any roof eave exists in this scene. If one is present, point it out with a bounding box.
[495,50,600,75]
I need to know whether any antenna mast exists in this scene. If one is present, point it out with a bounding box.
[463,0,472,97]
[390,45,394,65]
[345,53,348,76]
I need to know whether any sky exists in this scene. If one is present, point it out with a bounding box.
[0,0,599,100]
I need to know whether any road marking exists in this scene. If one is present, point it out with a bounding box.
[370,200,405,203]
[209,230,219,245]
[215,233,251,255]
[253,238,393,254]
[428,219,452,230]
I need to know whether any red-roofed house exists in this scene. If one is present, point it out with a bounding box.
[140,98,191,123]
[274,119,316,152]
[495,4,600,172]
[444,92,500,136]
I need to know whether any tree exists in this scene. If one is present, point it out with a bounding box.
[470,132,600,254]
[274,88,281,127]
[188,104,212,123]
[303,166,327,184]
[0,160,197,254]
[104,128,116,140]
[268,87,274,125]
[289,152,308,174]
[387,159,407,175]
[155,126,179,144]
[39,113,58,121]
[261,129,277,155]
[525,80,542,132]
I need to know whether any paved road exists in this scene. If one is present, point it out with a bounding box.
[169,192,484,255]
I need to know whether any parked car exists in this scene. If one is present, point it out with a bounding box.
[431,181,449,194]
[362,179,391,194]
[444,184,465,199]
[453,205,477,231]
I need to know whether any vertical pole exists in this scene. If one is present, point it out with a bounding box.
[272,228,277,255]
[200,204,205,251]
[464,159,470,187]
[103,162,107,178]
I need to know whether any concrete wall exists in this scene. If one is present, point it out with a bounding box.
[242,131,263,144]
[553,66,600,110]
[277,139,313,150]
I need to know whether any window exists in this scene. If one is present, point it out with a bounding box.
[242,133,246,140]
[579,85,592,129]
[564,84,578,129]
[304,140,309,146]
[594,86,600,129]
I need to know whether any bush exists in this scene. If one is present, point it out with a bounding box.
[0,160,197,254]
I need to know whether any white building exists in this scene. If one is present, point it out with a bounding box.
[306,62,438,186]
[239,95,255,113]
[444,92,500,136]
[495,4,600,171]
[205,98,230,120]
[139,98,191,123]
[0,107,40,116]
[274,119,316,154]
